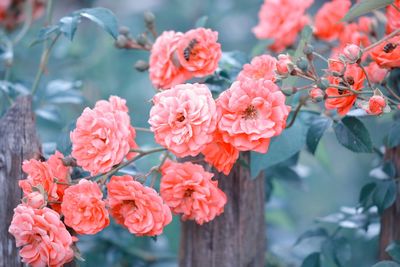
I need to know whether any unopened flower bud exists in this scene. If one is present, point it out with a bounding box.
[296,57,309,72]
[23,191,46,209]
[61,157,77,167]
[115,35,128,48]
[317,78,330,90]
[136,33,148,47]
[366,95,386,115]
[343,44,362,64]
[303,44,314,56]
[119,26,131,36]
[276,54,293,78]
[134,60,149,72]
[281,86,296,96]
[309,88,324,102]
[144,11,155,26]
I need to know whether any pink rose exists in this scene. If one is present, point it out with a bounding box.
[149,83,217,157]
[237,55,277,82]
[386,0,400,34]
[160,160,227,225]
[366,96,386,115]
[365,62,388,84]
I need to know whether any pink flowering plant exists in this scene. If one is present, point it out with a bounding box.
[2,0,400,266]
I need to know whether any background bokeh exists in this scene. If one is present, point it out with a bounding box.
[0,0,392,266]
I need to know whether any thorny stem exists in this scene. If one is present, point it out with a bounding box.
[364,28,400,52]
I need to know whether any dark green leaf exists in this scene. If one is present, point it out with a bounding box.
[342,0,394,22]
[373,180,397,213]
[386,241,400,263]
[59,15,80,41]
[387,120,400,148]
[306,116,331,154]
[301,252,321,267]
[359,182,377,208]
[372,261,400,267]
[334,116,373,153]
[31,25,60,46]
[78,7,119,39]
[268,166,301,184]
[383,161,397,178]
[294,228,328,246]
[194,16,208,28]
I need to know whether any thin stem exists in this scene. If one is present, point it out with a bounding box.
[383,84,400,102]
[312,52,328,63]
[364,28,400,52]
[286,97,308,129]
[134,126,152,133]
[296,72,317,82]
[12,0,33,45]
[358,63,373,90]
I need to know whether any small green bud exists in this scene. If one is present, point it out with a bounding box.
[115,35,128,48]
[144,11,155,26]
[136,33,148,47]
[119,26,131,36]
[281,86,297,96]
[317,78,330,90]
[134,60,149,72]
[303,44,314,55]
[296,57,309,72]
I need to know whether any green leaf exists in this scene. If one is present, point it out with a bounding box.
[59,15,80,41]
[386,241,400,263]
[373,180,397,213]
[387,120,400,148]
[282,25,312,89]
[194,16,208,28]
[342,0,394,22]
[301,252,321,267]
[250,112,310,178]
[78,7,119,39]
[359,182,377,208]
[372,261,400,267]
[295,228,329,246]
[30,25,60,46]
[307,116,331,154]
[333,116,373,153]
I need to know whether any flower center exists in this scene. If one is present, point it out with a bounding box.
[184,189,194,197]
[242,105,258,120]
[176,112,186,122]
[183,39,198,61]
[383,42,397,53]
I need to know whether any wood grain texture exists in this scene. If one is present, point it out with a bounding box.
[379,147,400,260]
[179,152,265,267]
[0,96,41,267]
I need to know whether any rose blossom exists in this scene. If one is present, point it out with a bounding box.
[365,62,388,84]
[201,130,239,175]
[149,31,190,89]
[9,205,74,267]
[237,55,276,82]
[176,27,221,77]
[217,79,290,153]
[366,96,386,115]
[61,179,109,235]
[314,0,351,41]
[386,0,400,34]
[370,35,400,69]
[160,160,227,225]
[19,151,70,212]
[107,175,172,236]
[252,0,313,52]
[70,96,133,175]
[325,60,366,115]
[149,83,217,157]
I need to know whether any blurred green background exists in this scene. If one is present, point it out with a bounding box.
[0,0,392,266]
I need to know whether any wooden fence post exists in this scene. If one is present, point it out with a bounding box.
[179,152,265,267]
[379,146,400,260]
[0,96,41,267]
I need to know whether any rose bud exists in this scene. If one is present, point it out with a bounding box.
[343,44,362,64]
[276,54,293,78]
[309,88,325,102]
[366,95,386,115]
[23,191,46,209]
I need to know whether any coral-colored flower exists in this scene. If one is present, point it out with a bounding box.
[9,205,74,267]
[237,55,276,82]
[176,27,221,77]
[160,160,227,225]
[201,130,239,175]
[276,54,293,77]
[19,151,70,212]
[107,175,172,236]
[71,96,132,175]
[253,0,313,52]
[314,0,351,41]
[325,60,366,115]
[23,191,46,209]
[126,126,139,160]
[216,79,290,153]
[365,62,388,84]
[386,0,400,34]
[61,179,109,235]
[0,0,45,31]
[149,83,217,157]
[149,31,190,89]
[370,35,400,69]
[366,96,386,115]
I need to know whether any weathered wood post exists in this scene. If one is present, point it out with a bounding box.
[0,96,41,267]
[179,152,265,267]
[379,147,400,260]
